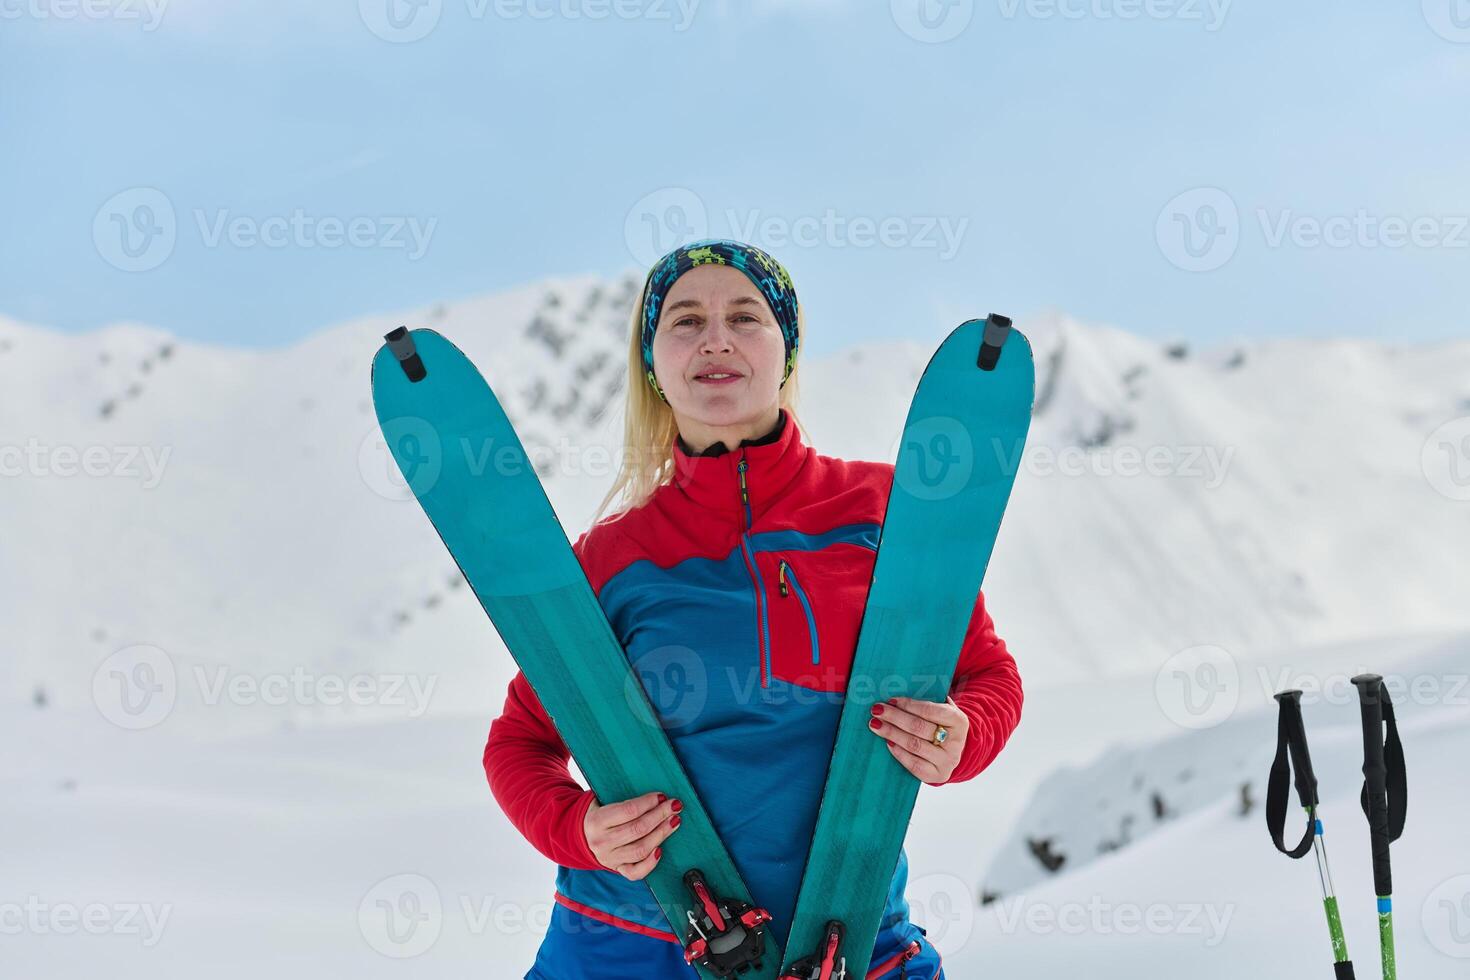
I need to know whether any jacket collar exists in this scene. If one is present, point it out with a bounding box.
[670,409,809,516]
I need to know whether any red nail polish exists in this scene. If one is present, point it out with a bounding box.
[671,799,683,813]
[871,704,884,716]
[869,718,882,729]
[671,815,682,829]
[655,847,662,859]
[656,793,667,804]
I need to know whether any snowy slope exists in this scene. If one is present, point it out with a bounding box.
[3,277,1469,729]
[978,631,1470,901]
[4,277,1469,977]
[5,634,1467,978]
[943,639,1470,978]
[943,712,1470,978]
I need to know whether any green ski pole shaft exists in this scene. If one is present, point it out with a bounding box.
[1308,809,1355,978]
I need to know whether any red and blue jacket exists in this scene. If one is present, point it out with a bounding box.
[484,408,1023,979]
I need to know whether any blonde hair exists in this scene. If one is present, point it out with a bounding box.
[590,298,809,526]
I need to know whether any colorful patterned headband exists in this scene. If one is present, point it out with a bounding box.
[637,239,800,403]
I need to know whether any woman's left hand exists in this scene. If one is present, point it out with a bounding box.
[868,696,968,785]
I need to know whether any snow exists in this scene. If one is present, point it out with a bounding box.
[8,637,1467,976]
[936,633,1470,977]
[3,275,1468,975]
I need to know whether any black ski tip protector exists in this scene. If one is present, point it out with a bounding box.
[978,313,1013,371]
[384,325,427,382]
[1334,960,1357,980]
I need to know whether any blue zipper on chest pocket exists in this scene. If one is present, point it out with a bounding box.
[777,559,821,665]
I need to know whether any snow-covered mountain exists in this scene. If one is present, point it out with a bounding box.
[6,277,1469,977]
[3,274,1469,727]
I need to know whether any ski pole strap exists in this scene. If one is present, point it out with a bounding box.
[1372,695,1406,844]
[1266,689,1318,858]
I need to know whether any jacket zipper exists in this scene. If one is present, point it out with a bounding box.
[777,559,821,665]
[736,455,772,687]
[864,939,922,979]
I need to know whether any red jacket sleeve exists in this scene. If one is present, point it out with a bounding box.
[482,529,605,871]
[933,588,1023,786]
[483,673,604,870]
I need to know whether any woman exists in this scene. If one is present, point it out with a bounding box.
[485,239,1022,979]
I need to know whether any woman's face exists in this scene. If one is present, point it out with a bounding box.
[651,264,786,430]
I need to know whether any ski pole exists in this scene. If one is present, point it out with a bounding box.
[1350,673,1407,980]
[1266,688,1355,979]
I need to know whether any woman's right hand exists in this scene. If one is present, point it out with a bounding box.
[583,790,683,880]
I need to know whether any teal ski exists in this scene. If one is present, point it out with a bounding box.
[779,316,1035,979]
[371,328,782,980]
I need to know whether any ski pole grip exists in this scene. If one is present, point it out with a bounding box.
[1274,689,1318,808]
[1266,688,1317,857]
[1351,673,1393,897]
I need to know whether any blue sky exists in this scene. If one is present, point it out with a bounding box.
[2,0,1467,354]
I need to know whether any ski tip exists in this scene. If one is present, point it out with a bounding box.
[977,313,1013,371]
[384,325,427,383]
[1273,688,1304,706]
